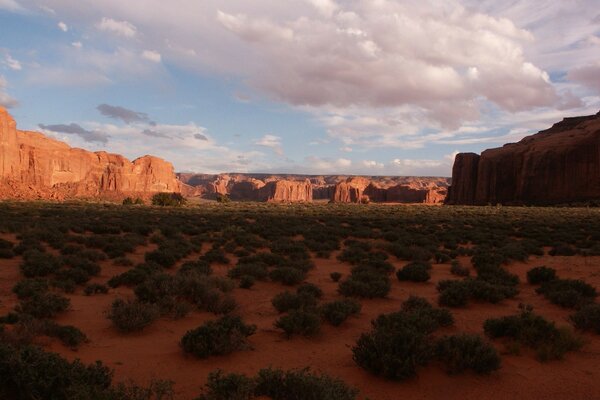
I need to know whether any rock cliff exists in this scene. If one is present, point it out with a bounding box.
[446,111,600,205]
[0,107,181,200]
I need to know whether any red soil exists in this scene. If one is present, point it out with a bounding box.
[2,244,600,399]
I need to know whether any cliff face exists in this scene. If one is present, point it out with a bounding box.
[257,179,312,202]
[447,111,600,205]
[0,107,181,200]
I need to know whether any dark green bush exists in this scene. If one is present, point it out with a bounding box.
[549,244,576,256]
[438,281,470,307]
[570,303,600,334]
[13,278,49,299]
[196,370,255,400]
[338,268,390,298]
[396,262,431,282]
[484,306,581,361]
[536,279,597,308]
[450,260,470,277]
[239,275,255,289]
[107,299,160,333]
[228,263,268,280]
[255,367,358,400]
[181,316,256,358]
[275,310,321,338]
[296,283,323,299]
[527,266,557,285]
[435,334,501,375]
[151,192,186,207]
[84,283,109,295]
[330,272,342,282]
[320,299,361,326]
[20,250,62,278]
[16,293,70,318]
[272,291,317,313]
[269,267,305,286]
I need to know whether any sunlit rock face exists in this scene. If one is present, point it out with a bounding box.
[0,107,181,200]
[447,111,600,205]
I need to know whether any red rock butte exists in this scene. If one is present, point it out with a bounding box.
[447,110,600,205]
[0,107,181,200]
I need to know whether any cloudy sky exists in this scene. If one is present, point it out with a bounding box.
[0,0,599,176]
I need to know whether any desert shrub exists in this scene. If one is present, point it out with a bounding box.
[12,278,49,299]
[435,334,501,375]
[196,370,255,400]
[16,293,70,318]
[108,263,162,288]
[181,316,256,358]
[338,268,390,298]
[536,279,597,308]
[43,322,88,348]
[352,297,453,380]
[122,197,135,205]
[484,305,582,361]
[320,299,361,326]
[254,367,358,400]
[527,266,557,285]
[151,192,186,207]
[202,248,230,265]
[113,257,134,267]
[570,303,600,334]
[228,263,268,280]
[20,250,62,278]
[275,310,321,337]
[272,291,318,313]
[180,260,212,275]
[239,275,255,289]
[144,249,178,269]
[549,244,576,256]
[0,238,14,258]
[269,267,305,286]
[450,260,470,277]
[296,283,323,299]
[437,277,518,308]
[330,272,342,282]
[84,283,109,295]
[438,281,470,307]
[396,262,431,282]
[107,299,160,333]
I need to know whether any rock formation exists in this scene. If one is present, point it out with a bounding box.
[446,111,600,205]
[257,179,312,202]
[0,107,181,200]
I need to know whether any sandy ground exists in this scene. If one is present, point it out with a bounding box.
[2,241,600,400]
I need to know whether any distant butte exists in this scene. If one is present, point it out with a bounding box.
[446,111,600,205]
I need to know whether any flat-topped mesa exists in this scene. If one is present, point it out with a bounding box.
[0,107,181,200]
[258,179,313,202]
[446,111,600,205]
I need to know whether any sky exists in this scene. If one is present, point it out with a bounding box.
[0,0,599,177]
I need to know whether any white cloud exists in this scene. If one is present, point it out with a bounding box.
[254,134,283,155]
[568,63,600,93]
[0,0,22,11]
[0,75,18,108]
[362,160,384,169]
[141,50,162,63]
[97,17,137,38]
[72,41,83,49]
[58,21,68,32]
[2,53,21,71]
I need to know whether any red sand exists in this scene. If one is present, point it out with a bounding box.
[2,244,600,399]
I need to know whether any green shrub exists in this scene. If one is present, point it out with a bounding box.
[484,305,581,361]
[12,278,49,299]
[151,192,186,207]
[330,272,342,282]
[44,322,88,348]
[255,367,358,400]
[239,275,255,289]
[296,283,323,299]
[570,303,600,334]
[438,281,470,307]
[181,316,256,358]
[536,279,597,308]
[396,262,431,282]
[320,299,361,326]
[272,291,317,313]
[275,310,321,338]
[180,260,212,275]
[269,267,305,286]
[84,283,109,296]
[352,297,453,380]
[16,293,70,318]
[20,250,62,278]
[228,263,268,280]
[435,334,501,375]
[107,299,160,333]
[450,260,470,277]
[527,266,557,285]
[338,268,390,298]
[196,370,255,400]
[549,244,576,256]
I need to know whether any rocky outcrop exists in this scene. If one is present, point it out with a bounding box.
[257,179,312,202]
[0,107,181,200]
[332,177,371,203]
[446,111,600,205]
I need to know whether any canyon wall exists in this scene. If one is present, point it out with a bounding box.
[446,111,600,205]
[0,107,181,200]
